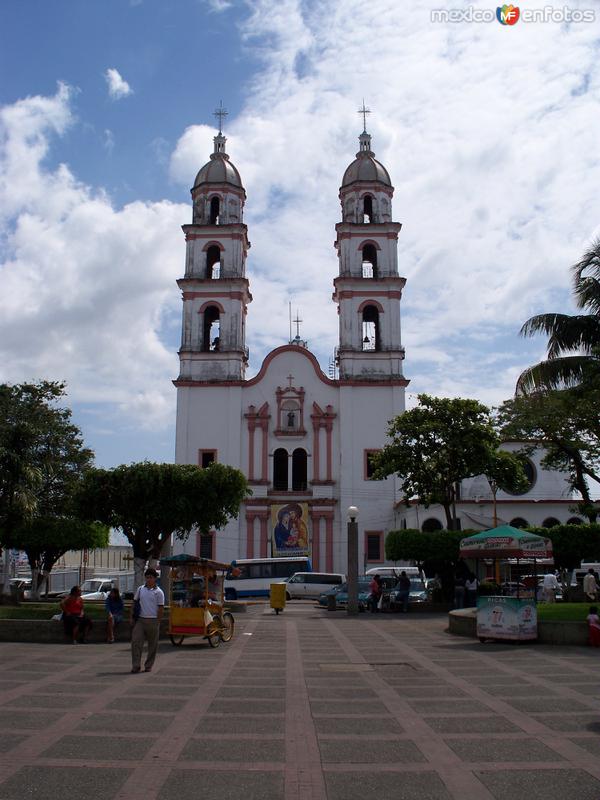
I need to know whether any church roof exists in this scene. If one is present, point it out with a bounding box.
[341,131,391,188]
[193,131,244,190]
[193,154,243,189]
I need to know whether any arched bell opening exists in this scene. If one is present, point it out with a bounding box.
[206,245,221,279]
[273,448,289,491]
[362,244,378,279]
[361,304,381,351]
[363,194,374,223]
[202,306,221,352]
[291,448,307,491]
[209,196,220,225]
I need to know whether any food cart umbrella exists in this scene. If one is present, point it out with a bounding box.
[459,525,552,560]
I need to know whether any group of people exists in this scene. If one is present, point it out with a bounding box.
[453,573,479,609]
[59,568,165,673]
[368,571,412,613]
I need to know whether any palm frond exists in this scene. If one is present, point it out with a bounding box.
[572,238,600,313]
[516,355,600,395]
[520,313,600,358]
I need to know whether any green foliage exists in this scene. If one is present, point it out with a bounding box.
[0,381,93,526]
[374,394,525,528]
[385,529,465,565]
[4,516,109,573]
[517,238,600,393]
[498,386,600,519]
[526,524,600,570]
[77,461,250,562]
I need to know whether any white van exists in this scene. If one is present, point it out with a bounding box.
[365,566,422,581]
[285,572,346,600]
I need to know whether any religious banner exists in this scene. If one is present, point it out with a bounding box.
[271,502,310,558]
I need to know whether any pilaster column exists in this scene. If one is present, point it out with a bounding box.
[325,513,334,572]
[245,512,255,559]
[309,512,321,571]
[260,420,269,482]
[247,418,256,481]
[312,420,321,482]
[325,421,334,482]
[258,512,269,559]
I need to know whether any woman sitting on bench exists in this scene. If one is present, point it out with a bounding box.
[60,585,93,644]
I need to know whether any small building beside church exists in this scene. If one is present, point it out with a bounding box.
[173,120,408,571]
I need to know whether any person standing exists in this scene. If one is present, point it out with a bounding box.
[465,574,479,607]
[583,568,598,602]
[368,574,382,613]
[395,571,412,613]
[131,568,164,674]
[542,572,559,603]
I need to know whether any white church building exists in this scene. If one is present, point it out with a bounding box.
[174,120,408,572]
[173,118,582,572]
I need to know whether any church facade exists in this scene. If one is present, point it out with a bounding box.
[173,122,408,571]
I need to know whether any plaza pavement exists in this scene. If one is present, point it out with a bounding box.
[1,604,600,800]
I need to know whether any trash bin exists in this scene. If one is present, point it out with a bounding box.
[270,583,286,615]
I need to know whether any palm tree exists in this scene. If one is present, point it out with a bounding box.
[517,238,600,394]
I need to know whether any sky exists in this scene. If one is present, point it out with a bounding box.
[0,0,599,468]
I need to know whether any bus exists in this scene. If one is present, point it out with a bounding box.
[224,557,312,599]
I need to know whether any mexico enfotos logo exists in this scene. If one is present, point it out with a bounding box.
[431,5,595,23]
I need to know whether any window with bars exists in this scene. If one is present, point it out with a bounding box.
[366,531,383,562]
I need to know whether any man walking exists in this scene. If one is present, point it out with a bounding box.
[131,568,164,674]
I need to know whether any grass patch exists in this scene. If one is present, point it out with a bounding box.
[537,603,591,622]
[0,602,130,621]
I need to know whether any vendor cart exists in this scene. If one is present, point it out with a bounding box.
[160,554,234,648]
[459,526,553,643]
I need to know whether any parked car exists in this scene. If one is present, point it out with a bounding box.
[9,578,32,599]
[318,576,397,611]
[285,572,345,600]
[388,577,429,610]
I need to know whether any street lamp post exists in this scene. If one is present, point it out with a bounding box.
[347,505,359,616]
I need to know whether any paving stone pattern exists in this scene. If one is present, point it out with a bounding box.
[2,606,600,799]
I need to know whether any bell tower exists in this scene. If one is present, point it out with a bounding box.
[333,108,406,381]
[177,104,252,382]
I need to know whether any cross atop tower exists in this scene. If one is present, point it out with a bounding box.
[293,312,303,339]
[213,100,228,134]
[357,99,371,133]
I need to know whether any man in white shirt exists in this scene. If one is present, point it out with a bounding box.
[583,568,598,601]
[542,572,559,603]
[130,568,165,674]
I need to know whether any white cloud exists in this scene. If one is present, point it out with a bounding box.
[103,128,115,154]
[203,0,232,10]
[0,83,183,428]
[104,68,133,100]
[171,0,600,403]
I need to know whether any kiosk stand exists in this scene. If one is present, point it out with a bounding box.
[459,526,553,643]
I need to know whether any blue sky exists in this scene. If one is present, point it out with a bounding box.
[1,0,599,469]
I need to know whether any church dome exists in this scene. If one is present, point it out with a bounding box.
[193,132,243,190]
[341,131,391,189]
[194,154,243,189]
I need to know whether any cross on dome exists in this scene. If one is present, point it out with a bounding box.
[213,100,228,134]
[357,99,371,133]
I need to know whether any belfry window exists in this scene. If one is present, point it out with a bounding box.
[206,246,221,279]
[362,305,381,351]
[202,306,221,352]
[362,244,378,279]
[291,448,307,491]
[273,448,289,490]
[363,195,373,223]
[210,197,220,225]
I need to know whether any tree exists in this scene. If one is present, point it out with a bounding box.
[0,382,94,595]
[4,517,109,598]
[385,529,464,565]
[77,461,250,586]
[517,238,600,393]
[498,386,600,522]
[373,395,526,529]
[526,524,600,571]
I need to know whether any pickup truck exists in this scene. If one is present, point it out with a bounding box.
[79,573,135,600]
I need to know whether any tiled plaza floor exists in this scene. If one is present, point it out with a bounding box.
[2,604,600,799]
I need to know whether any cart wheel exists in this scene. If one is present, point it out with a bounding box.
[170,635,185,646]
[220,611,235,641]
[275,607,280,615]
[207,617,221,648]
